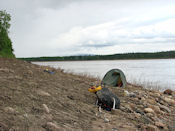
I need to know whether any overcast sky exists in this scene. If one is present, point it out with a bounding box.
[1,0,175,57]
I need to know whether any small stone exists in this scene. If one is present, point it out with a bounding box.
[42,104,50,114]
[168,124,175,131]
[141,97,146,101]
[28,127,45,131]
[144,108,155,114]
[27,70,33,76]
[144,124,158,131]
[164,89,173,95]
[45,122,63,130]
[146,113,154,118]
[123,105,133,113]
[37,90,51,97]
[147,99,156,105]
[0,122,8,131]
[4,107,16,114]
[135,109,144,115]
[134,112,141,119]
[163,97,175,105]
[129,92,136,97]
[111,109,122,115]
[148,105,161,114]
[104,118,110,123]
[141,115,153,124]
[41,114,53,121]
[158,103,171,113]
[154,93,161,97]
[155,121,166,128]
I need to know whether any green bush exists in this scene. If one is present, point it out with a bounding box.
[0,10,15,58]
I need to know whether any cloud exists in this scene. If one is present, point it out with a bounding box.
[1,0,175,57]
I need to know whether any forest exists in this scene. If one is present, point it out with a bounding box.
[19,50,175,61]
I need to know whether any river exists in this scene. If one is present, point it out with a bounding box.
[33,59,175,91]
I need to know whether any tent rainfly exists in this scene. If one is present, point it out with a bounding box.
[101,69,127,88]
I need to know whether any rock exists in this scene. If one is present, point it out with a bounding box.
[142,124,158,131]
[0,122,8,131]
[0,68,14,73]
[141,115,153,124]
[168,124,175,131]
[134,112,141,119]
[28,127,45,131]
[45,122,64,131]
[122,105,133,113]
[155,121,166,129]
[150,117,159,122]
[41,114,53,121]
[37,90,51,97]
[147,99,156,105]
[4,107,16,114]
[135,109,144,115]
[141,97,146,101]
[146,113,154,118]
[163,97,175,105]
[154,93,161,97]
[148,105,161,114]
[158,103,171,113]
[111,109,122,115]
[104,118,110,123]
[124,90,136,97]
[164,89,173,95]
[42,104,50,114]
[27,70,33,76]
[144,108,155,114]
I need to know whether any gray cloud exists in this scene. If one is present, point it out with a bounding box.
[1,0,175,57]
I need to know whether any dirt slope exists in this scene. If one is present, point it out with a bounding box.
[0,58,175,131]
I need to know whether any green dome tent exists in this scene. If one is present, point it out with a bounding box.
[101,69,127,87]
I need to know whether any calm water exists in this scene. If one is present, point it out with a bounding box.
[33,59,175,90]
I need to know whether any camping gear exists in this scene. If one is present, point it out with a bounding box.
[88,85,102,93]
[96,87,120,111]
[88,86,120,111]
[101,69,127,87]
[44,68,55,74]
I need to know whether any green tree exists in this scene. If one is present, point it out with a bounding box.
[0,10,15,58]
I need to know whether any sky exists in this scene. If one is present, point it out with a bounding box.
[1,0,175,57]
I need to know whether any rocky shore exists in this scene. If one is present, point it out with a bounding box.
[0,58,175,131]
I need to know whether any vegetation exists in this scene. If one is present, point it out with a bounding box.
[19,50,175,61]
[0,10,15,58]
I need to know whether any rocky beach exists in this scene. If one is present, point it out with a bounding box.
[0,58,175,131]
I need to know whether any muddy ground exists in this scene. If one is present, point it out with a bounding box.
[0,58,175,131]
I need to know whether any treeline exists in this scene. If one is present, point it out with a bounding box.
[0,10,15,58]
[19,50,175,61]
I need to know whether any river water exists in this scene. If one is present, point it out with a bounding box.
[33,59,175,91]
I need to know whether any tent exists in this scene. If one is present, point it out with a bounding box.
[101,69,127,87]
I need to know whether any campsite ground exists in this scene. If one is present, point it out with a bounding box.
[0,58,175,131]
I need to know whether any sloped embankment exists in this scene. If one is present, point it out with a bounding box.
[0,58,175,131]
